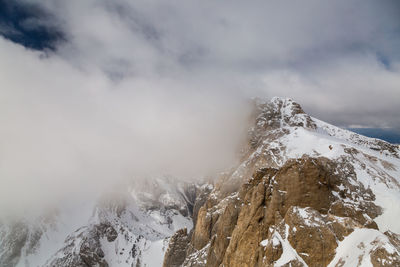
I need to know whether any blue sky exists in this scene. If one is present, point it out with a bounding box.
[0,0,64,50]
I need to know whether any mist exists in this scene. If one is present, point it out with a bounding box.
[0,38,253,216]
[1,0,400,216]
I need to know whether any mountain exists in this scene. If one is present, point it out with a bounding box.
[1,97,400,267]
[164,97,400,267]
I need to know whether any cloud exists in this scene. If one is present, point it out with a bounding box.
[37,0,399,127]
[0,37,252,215]
[0,0,400,215]
[257,55,400,128]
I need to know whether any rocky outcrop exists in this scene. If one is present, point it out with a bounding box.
[249,97,316,149]
[163,228,190,267]
[175,156,392,267]
[45,223,117,267]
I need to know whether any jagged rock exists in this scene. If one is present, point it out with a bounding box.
[163,228,190,267]
[370,246,400,267]
[221,157,345,267]
[192,184,214,229]
[182,154,398,267]
[46,223,116,267]
[385,231,400,248]
[249,97,316,149]
[263,235,283,264]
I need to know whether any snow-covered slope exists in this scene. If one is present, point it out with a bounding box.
[245,97,400,234]
[254,114,400,234]
[0,177,201,267]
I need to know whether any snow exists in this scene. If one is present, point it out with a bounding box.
[272,236,280,247]
[141,238,169,267]
[246,100,400,265]
[99,232,170,267]
[262,116,400,235]
[292,207,324,227]
[370,185,400,234]
[15,197,97,267]
[9,177,196,267]
[260,239,269,247]
[272,231,308,267]
[350,151,400,233]
[327,228,397,267]
[184,243,210,266]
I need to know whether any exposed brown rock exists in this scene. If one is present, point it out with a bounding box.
[282,207,338,266]
[385,230,400,248]
[264,237,283,264]
[177,155,390,267]
[192,206,213,251]
[163,228,190,267]
[221,156,344,267]
[370,246,400,267]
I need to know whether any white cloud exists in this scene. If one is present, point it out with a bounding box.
[1,0,400,215]
[0,37,251,215]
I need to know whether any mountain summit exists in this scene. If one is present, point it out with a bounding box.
[164,97,400,267]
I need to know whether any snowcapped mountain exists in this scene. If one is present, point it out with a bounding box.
[164,97,400,267]
[1,97,400,267]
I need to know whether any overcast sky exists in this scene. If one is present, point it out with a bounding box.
[0,0,400,215]
[1,0,400,127]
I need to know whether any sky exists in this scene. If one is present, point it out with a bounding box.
[0,0,400,215]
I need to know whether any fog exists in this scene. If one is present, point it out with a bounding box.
[1,0,400,215]
[0,39,254,215]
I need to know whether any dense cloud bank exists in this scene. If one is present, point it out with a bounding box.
[0,0,399,215]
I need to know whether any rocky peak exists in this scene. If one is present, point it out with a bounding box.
[254,97,316,130]
[249,97,316,149]
[164,97,400,267]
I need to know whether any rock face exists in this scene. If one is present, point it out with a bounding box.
[163,228,190,267]
[181,156,383,267]
[165,97,400,267]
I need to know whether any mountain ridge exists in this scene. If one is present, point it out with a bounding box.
[164,97,400,267]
